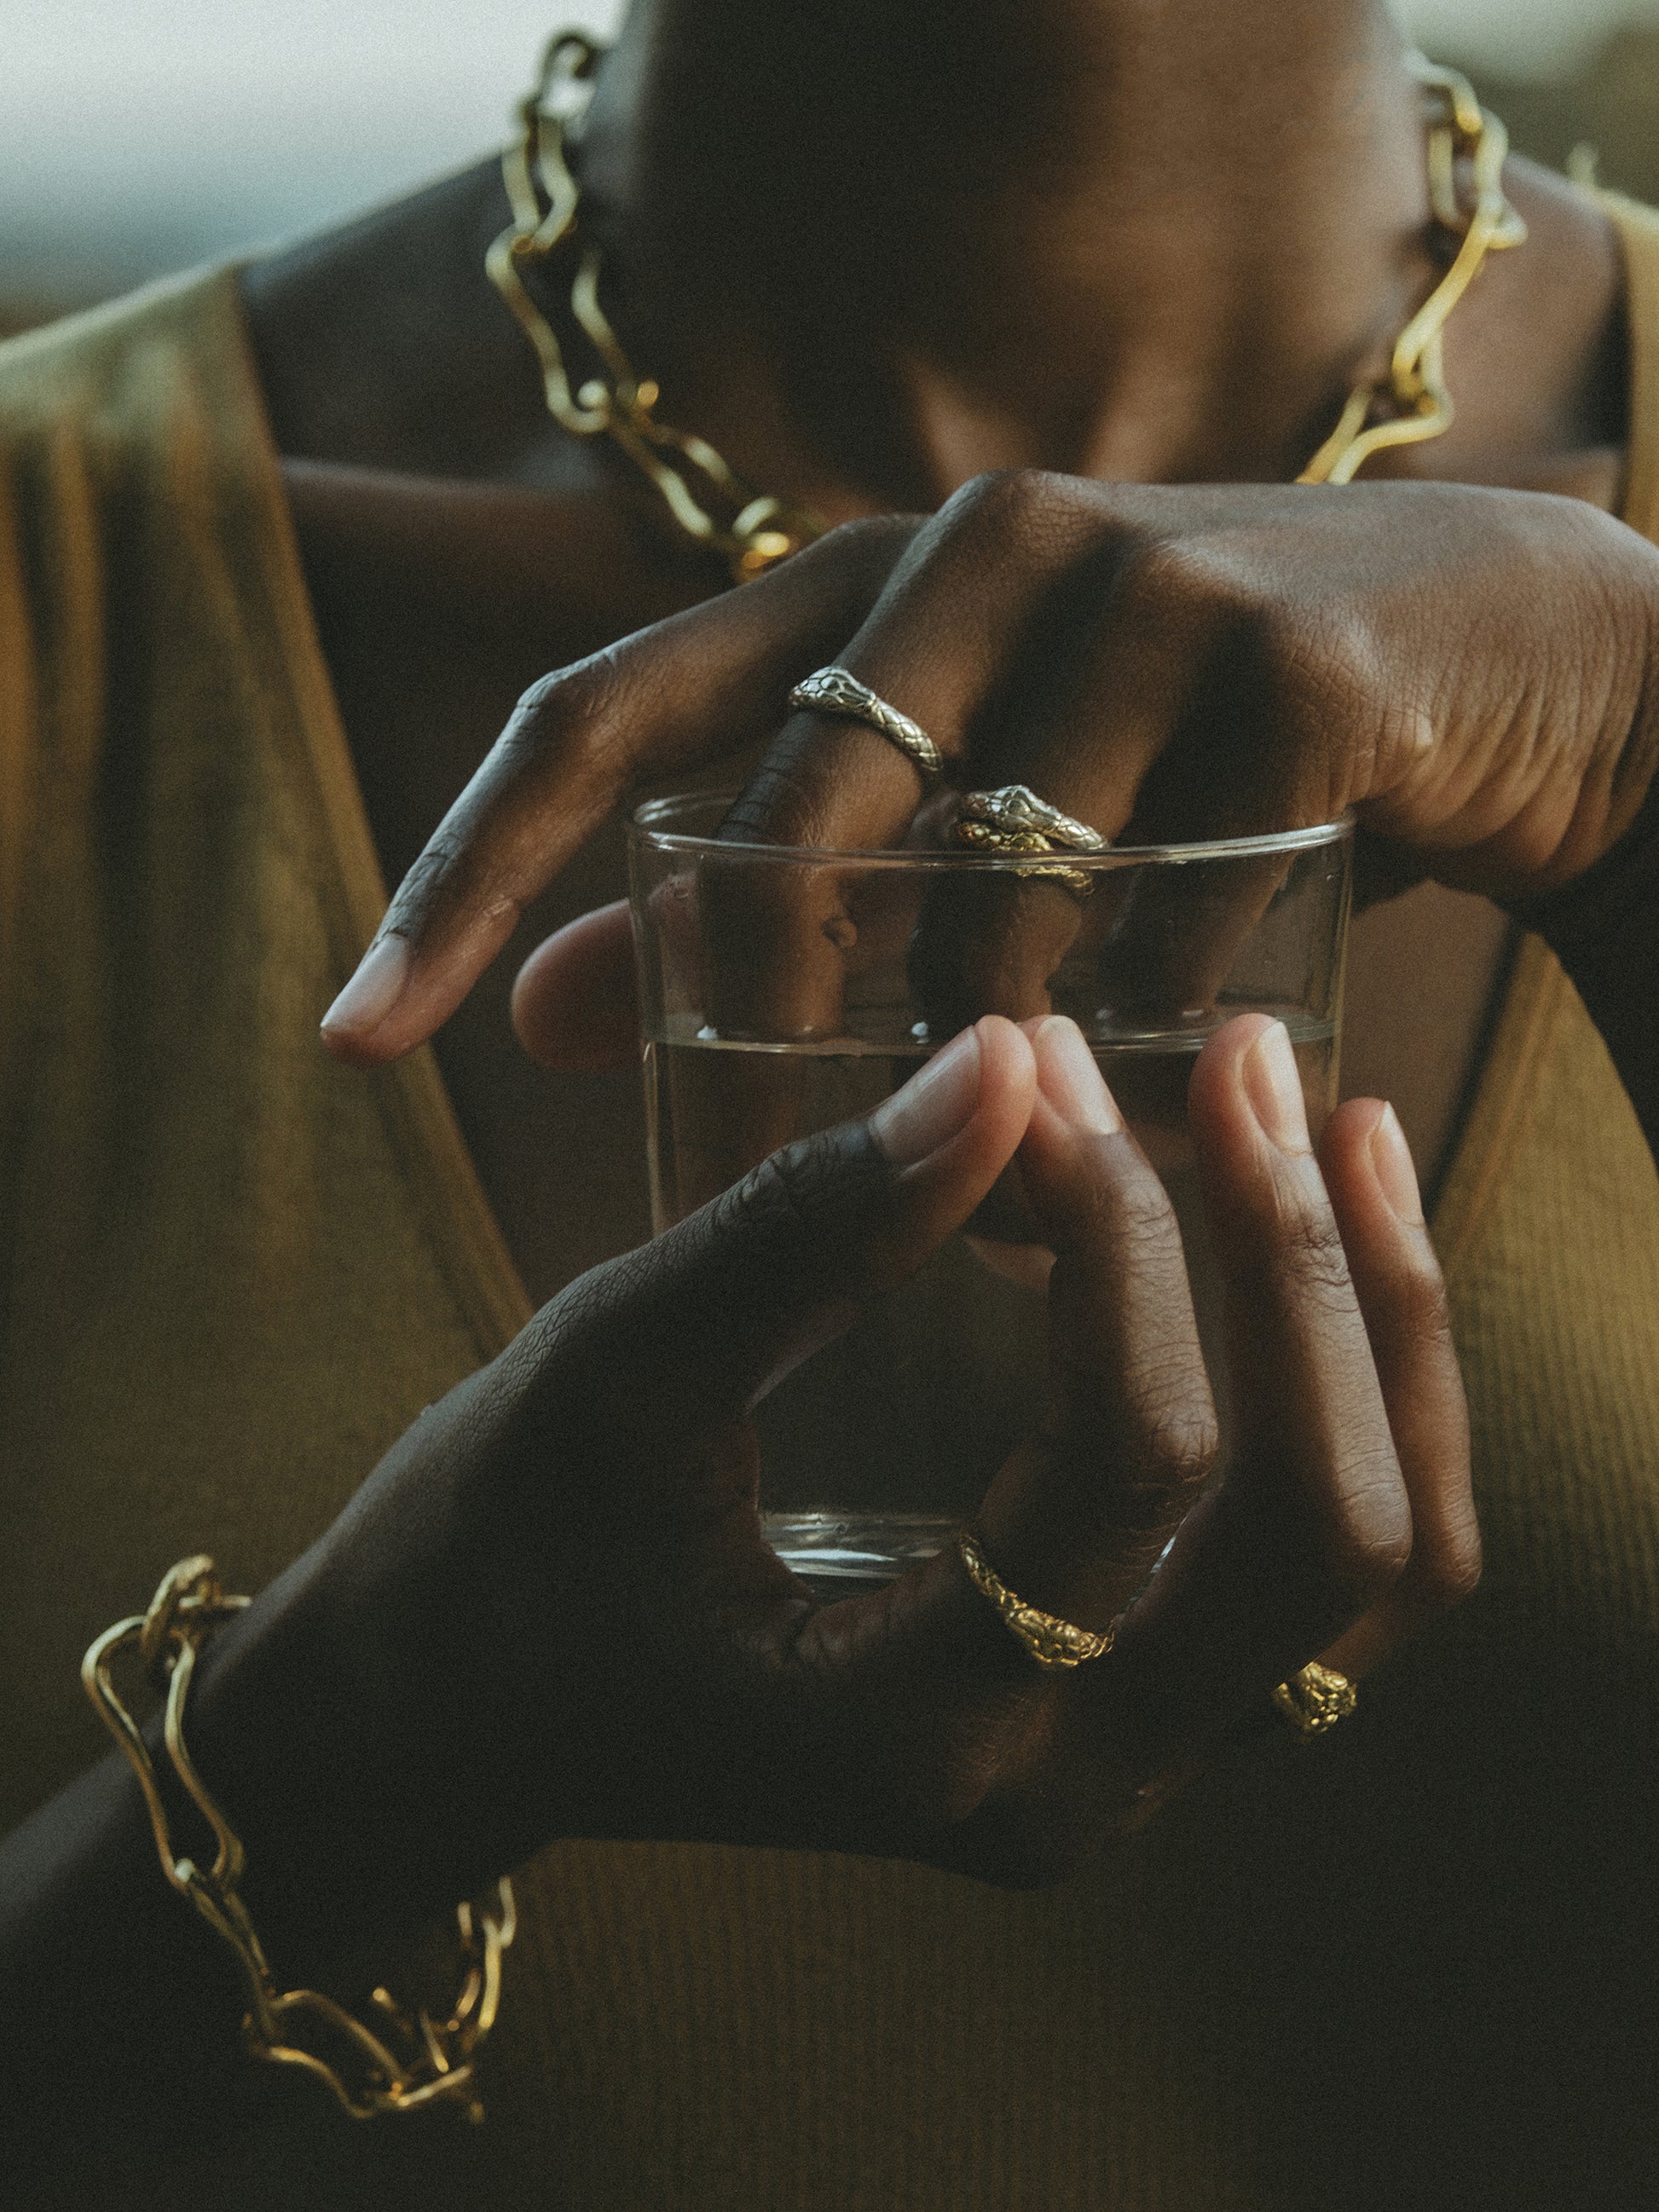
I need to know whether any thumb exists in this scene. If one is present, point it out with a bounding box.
[512,900,639,1071]
[529,1016,1038,1467]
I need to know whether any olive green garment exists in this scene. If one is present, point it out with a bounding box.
[3,205,1658,2210]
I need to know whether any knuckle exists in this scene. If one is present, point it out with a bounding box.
[713,1125,886,1288]
[506,649,622,771]
[720,750,830,846]
[1315,1452,1413,1612]
[1061,1360,1217,1516]
[1111,540,1367,812]
[381,827,523,947]
[738,1125,844,1225]
[1069,1402,1218,1580]
[1125,1395,1220,1506]
[1393,1254,1456,1353]
[1267,1193,1357,1314]
[1114,531,1211,618]
[939,466,1095,549]
[1103,1158,1182,1256]
[1111,534,1274,661]
[512,668,566,721]
[1410,1499,1483,1614]
[1057,1151,1183,1291]
[380,836,469,937]
[812,511,921,580]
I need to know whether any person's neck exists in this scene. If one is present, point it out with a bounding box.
[575,0,1432,505]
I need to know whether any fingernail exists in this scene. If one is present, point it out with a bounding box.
[321,933,409,1039]
[1035,1017,1122,1135]
[872,1025,982,1165]
[1368,1102,1424,1224]
[1243,1020,1310,1152]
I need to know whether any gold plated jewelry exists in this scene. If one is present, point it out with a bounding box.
[84,1556,516,2122]
[958,1529,1119,1671]
[951,783,1107,896]
[489,38,1522,578]
[789,667,945,783]
[1271,1660,1359,1738]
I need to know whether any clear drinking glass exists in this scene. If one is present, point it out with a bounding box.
[629,794,1353,1591]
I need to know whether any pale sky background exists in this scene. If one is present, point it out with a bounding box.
[1,0,1653,298]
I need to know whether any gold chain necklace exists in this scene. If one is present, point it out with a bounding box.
[486,37,1525,585]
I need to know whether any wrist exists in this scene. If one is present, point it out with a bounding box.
[72,1552,520,2128]
[176,1551,456,1982]
[179,1510,547,1989]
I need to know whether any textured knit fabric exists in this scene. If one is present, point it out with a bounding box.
[3,204,1658,2209]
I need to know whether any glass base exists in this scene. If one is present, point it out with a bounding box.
[762,1510,960,1594]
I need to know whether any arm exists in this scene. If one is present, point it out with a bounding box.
[0,1014,1473,2187]
[316,476,1659,1164]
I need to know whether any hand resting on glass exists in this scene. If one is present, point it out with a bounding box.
[2,1012,1473,2173]
[315,473,1659,1115]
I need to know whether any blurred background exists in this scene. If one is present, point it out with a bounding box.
[3,0,1659,339]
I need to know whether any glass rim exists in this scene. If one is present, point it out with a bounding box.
[629,792,1354,868]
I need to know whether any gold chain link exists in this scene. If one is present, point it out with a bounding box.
[1298,56,1527,484]
[486,32,825,582]
[488,41,1524,573]
[83,1556,516,2122]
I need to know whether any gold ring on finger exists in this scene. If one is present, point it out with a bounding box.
[951,785,1109,898]
[1270,1660,1358,1738]
[787,666,945,785]
[957,1529,1119,1672]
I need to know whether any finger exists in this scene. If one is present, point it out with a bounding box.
[971,1016,1219,1637]
[517,1015,1038,1471]
[511,900,639,1071]
[898,489,1346,1042]
[769,1012,1214,1857]
[1313,1097,1477,1679]
[702,474,1114,1048]
[1107,1015,1413,1747]
[318,516,916,1066]
[723,472,1114,850]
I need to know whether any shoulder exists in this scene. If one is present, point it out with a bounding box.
[238,161,586,489]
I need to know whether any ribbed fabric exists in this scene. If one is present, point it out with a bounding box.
[2,208,1657,2207]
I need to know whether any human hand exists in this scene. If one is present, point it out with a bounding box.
[315,471,1659,1069]
[192,1011,1471,1955]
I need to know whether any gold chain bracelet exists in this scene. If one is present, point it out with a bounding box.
[82,1556,516,2122]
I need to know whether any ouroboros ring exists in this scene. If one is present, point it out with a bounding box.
[788,666,945,785]
[956,783,1109,855]
[950,783,1110,898]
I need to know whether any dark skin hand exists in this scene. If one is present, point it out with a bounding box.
[4,0,1648,2181]
[1,1013,1473,2180]
[240,4,1627,1296]
[318,468,1659,1176]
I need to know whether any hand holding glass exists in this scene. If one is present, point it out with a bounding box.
[629,796,1352,1587]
